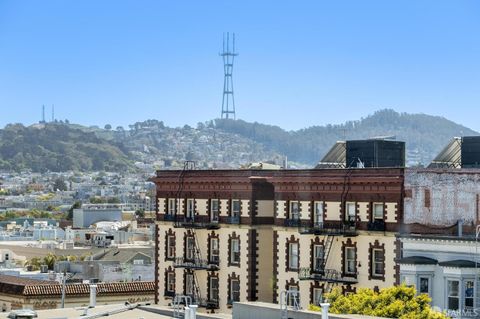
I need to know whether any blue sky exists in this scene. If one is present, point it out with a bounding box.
[0,1,479,131]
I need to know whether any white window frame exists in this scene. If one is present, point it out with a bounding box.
[186,199,195,219]
[186,273,194,296]
[231,199,241,217]
[167,272,175,292]
[290,201,300,220]
[447,279,460,311]
[373,203,384,220]
[313,245,324,272]
[230,278,240,302]
[168,198,176,215]
[210,276,219,301]
[345,202,356,222]
[167,235,175,259]
[313,288,323,306]
[372,248,384,276]
[289,242,299,270]
[230,238,240,264]
[210,237,219,263]
[418,276,431,295]
[345,247,356,274]
[464,279,475,310]
[313,201,324,225]
[186,236,195,260]
[211,199,219,222]
[287,285,299,306]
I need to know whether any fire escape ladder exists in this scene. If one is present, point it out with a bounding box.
[322,235,334,271]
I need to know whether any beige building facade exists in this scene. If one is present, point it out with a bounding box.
[152,168,404,312]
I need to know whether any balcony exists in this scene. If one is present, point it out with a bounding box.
[164,214,176,222]
[367,220,386,231]
[173,215,220,229]
[164,290,175,298]
[298,267,358,284]
[206,298,220,309]
[173,257,219,271]
[298,221,358,236]
[225,215,240,224]
[284,218,302,227]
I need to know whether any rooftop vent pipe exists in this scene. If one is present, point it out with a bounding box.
[458,219,464,237]
[89,284,97,308]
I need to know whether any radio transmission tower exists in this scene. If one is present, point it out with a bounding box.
[220,32,238,119]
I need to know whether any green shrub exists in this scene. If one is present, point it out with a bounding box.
[309,284,449,319]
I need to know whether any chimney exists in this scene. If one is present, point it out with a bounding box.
[89,284,97,308]
[458,219,463,237]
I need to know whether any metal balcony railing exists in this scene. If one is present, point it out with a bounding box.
[298,221,358,236]
[173,215,220,229]
[284,218,302,227]
[367,220,386,231]
[226,215,240,224]
[164,214,175,221]
[173,257,219,271]
[298,267,358,283]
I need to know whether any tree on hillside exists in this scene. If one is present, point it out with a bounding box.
[53,178,68,191]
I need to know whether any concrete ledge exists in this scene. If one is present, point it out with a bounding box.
[232,302,388,319]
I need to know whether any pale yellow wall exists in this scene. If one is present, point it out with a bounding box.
[385,202,397,223]
[257,228,274,303]
[274,228,397,309]
[241,200,250,217]
[156,223,252,313]
[257,200,274,217]
[196,199,208,216]
[299,201,310,220]
[276,200,287,219]
[325,201,341,221]
[158,198,166,213]
[358,202,369,222]
[220,199,229,216]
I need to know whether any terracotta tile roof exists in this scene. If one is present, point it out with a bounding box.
[0,274,154,297]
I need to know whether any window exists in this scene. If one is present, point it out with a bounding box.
[465,280,474,310]
[210,276,219,302]
[133,259,144,265]
[210,237,219,264]
[230,279,240,302]
[230,238,240,264]
[373,203,384,220]
[313,288,323,306]
[290,201,300,220]
[419,277,429,294]
[313,245,324,272]
[168,198,176,215]
[4,254,9,261]
[167,272,175,292]
[289,243,299,270]
[313,202,323,225]
[167,235,175,259]
[447,280,459,311]
[372,249,384,276]
[345,202,356,222]
[186,199,195,219]
[185,273,194,296]
[211,199,219,222]
[231,200,241,217]
[344,247,356,275]
[287,285,299,306]
[186,236,195,260]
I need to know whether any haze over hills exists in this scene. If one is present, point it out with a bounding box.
[0,109,477,172]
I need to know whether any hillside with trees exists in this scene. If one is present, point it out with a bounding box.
[0,109,477,172]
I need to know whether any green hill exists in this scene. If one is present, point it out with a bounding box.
[0,123,133,172]
[0,109,477,172]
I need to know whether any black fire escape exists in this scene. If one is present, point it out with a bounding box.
[171,162,219,309]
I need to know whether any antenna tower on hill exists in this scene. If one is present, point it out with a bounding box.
[220,32,238,120]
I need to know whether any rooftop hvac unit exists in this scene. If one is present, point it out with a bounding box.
[40,264,48,273]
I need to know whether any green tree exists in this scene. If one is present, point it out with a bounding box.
[135,209,145,218]
[53,178,68,191]
[312,285,448,319]
[24,257,42,271]
[66,201,82,220]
